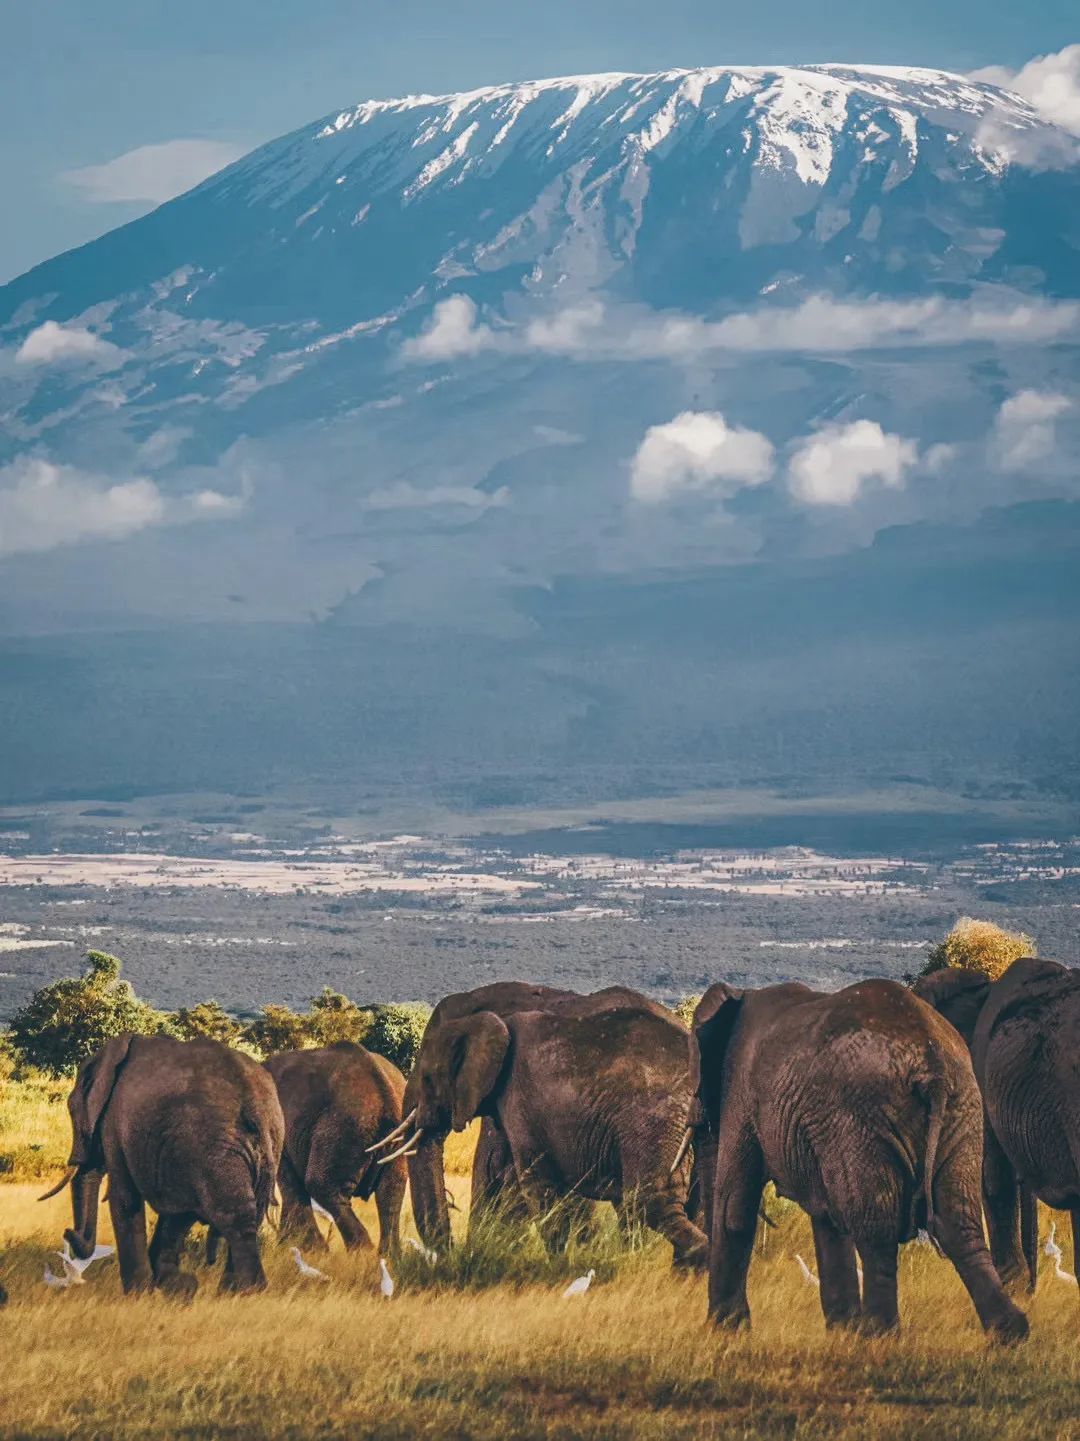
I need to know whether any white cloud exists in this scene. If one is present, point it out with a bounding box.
[992,389,1073,469]
[0,458,165,556]
[402,293,1080,365]
[972,46,1080,166]
[629,411,774,504]
[0,456,247,557]
[788,421,918,506]
[15,321,122,367]
[973,45,1080,135]
[363,481,509,511]
[61,139,246,205]
[401,296,500,361]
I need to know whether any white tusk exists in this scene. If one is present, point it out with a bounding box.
[669,1126,693,1176]
[377,1129,424,1165]
[366,1109,417,1153]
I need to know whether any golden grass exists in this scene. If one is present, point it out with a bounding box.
[0,1059,70,1181]
[3,1084,1080,1438]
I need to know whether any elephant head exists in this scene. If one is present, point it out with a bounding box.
[911,969,991,1045]
[402,1012,511,1248]
[39,1033,136,1258]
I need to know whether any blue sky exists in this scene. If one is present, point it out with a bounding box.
[1,0,1076,283]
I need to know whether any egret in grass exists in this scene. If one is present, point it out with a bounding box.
[795,1254,819,1288]
[405,1236,438,1264]
[379,1258,395,1298]
[290,1248,330,1281]
[57,1240,114,1282]
[1044,1221,1077,1283]
[561,1269,595,1298]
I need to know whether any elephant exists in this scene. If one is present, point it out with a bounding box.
[913,957,1080,1297]
[41,1033,284,1295]
[690,978,1028,1340]
[392,981,707,1265]
[261,1040,407,1255]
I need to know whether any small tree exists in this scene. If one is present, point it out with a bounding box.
[919,917,1036,982]
[170,1000,242,1046]
[363,1002,432,1074]
[8,950,166,1076]
[242,1003,312,1057]
[307,988,371,1047]
[673,995,702,1028]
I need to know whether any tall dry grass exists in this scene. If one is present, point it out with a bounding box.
[3,1071,1080,1438]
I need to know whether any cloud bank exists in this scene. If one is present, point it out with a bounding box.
[0,456,243,558]
[404,292,1080,364]
[991,389,1073,470]
[972,46,1080,166]
[630,411,774,504]
[62,139,246,205]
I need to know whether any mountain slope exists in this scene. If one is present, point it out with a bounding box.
[0,66,1077,807]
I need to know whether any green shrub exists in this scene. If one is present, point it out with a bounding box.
[169,999,243,1046]
[241,1003,312,1056]
[672,995,702,1028]
[7,951,167,1077]
[919,917,1036,982]
[307,988,371,1046]
[362,1002,432,1074]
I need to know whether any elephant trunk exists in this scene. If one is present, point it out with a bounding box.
[407,1135,452,1250]
[64,1167,103,1260]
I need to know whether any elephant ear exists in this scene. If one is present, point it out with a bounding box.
[688,983,744,1132]
[67,1034,136,1166]
[448,1013,511,1133]
[911,969,990,1044]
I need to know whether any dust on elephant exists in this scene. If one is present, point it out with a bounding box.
[263,1041,407,1255]
[690,978,1028,1340]
[394,982,707,1265]
[914,957,1080,1297]
[41,1033,284,1295]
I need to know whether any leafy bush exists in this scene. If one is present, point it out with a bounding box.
[672,995,702,1028]
[362,1002,432,1074]
[7,951,168,1077]
[169,999,243,1046]
[919,917,1036,982]
[307,988,371,1046]
[241,1003,312,1056]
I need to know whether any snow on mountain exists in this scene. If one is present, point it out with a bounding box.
[0,64,1077,633]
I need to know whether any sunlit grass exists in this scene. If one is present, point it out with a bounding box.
[2,1079,1079,1437]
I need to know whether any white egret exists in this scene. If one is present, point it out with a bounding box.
[379,1258,395,1298]
[795,1253,820,1288]
[57,1240,114,1282]
[405,1237,438,1265]
[561,1268,595,1298]
[290,1247,330,1282]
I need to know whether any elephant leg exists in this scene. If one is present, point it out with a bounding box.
[374,1158,406,1257]
[982,1126,1025,1289]
[812,1215,861,1328]
[218,1227,267,1293]
[107,1165,153,1295]
[855,1241,899,1335]
[1019,1185,1039,1294]
[149,1212,198,1297]
[277,1155,324,1251]
[64,1167,104,1260]
[311,1186,374,1252]
[707,1128,765,1329]
[931,1160,1028,1343]
[470,1121,528,1231]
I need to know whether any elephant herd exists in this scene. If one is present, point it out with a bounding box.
[38,959,1080,1344]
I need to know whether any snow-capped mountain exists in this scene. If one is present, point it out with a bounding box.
[0,66,1078,805]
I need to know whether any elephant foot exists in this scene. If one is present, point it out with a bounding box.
[157,1270,198,1302]
[709,1305,751,1332]
[987,1305,1029,1346]
[854,1314,900,1339]
[824,1309,863,1331]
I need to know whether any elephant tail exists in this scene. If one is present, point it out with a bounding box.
[243,1108,280,1223]
[917,1074,948,1246]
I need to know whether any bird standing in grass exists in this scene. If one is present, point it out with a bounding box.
[1044,1222,1077,1284]
[290,1248,330,1282]
[57,1241,114,1283]
[562,1269,595,1298]
[795,1254,819,1288]
[405,1237,438,1265]
[379,1258,395,1298]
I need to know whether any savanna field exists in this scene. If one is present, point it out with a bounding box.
[1,1066,1079,1441]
